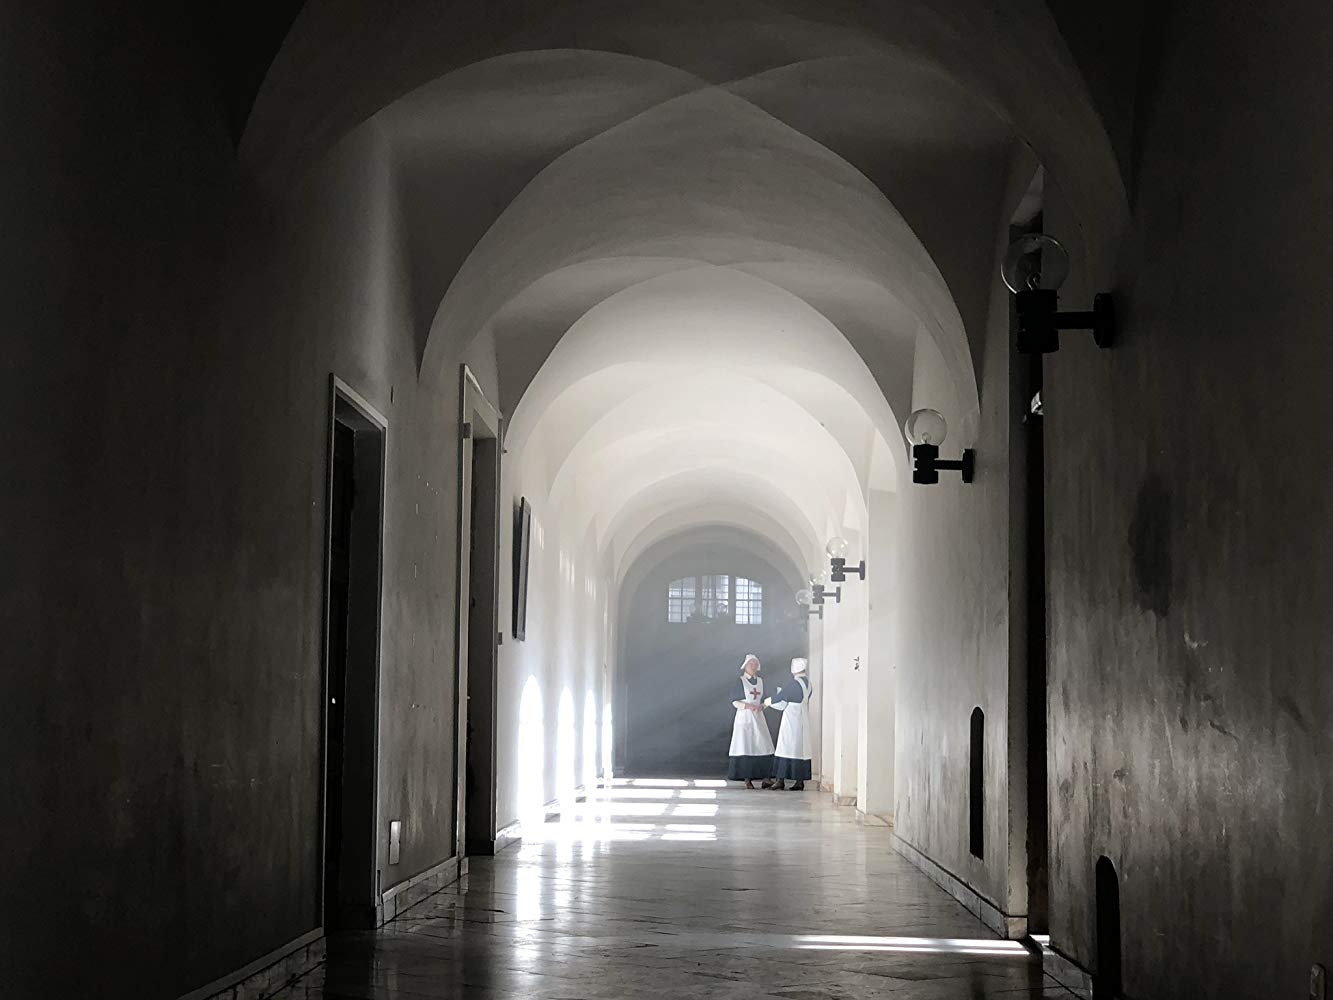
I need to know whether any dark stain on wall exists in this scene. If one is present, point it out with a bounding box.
[1128,472,1172,616]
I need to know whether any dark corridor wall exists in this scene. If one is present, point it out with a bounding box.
[0,6,489,997]
[618,533,806,776]
[1039,4,1333,996]
[895,4,1333,997]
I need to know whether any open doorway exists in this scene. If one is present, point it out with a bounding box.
[1010,186,1050,934]
[321,378,387,931]
[1022,317,1050,932]
[455,366,502,856]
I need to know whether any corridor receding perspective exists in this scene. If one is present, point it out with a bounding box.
[4,4,1330,1000]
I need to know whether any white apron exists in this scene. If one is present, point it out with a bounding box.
[729,675,775,756]
[773,676,812,760]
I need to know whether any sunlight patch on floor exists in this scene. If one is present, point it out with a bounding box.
[796,934,1029,957]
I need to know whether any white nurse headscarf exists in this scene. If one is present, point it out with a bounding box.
[790,658,808,675]
[741,654,760,674]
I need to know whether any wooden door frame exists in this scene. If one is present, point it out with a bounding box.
[454,365,502,859]
[319,374,388,931]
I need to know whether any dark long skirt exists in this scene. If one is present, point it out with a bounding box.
[727,754,775,780]
[773,756,812,781]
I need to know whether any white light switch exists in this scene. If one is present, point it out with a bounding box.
[389,820,402,865]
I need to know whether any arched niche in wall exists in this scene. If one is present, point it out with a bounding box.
[970,706,985,860]
[1094,855,1123,999]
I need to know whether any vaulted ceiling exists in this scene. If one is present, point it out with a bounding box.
[240,0,1126,578]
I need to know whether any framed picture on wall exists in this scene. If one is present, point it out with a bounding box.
[512,497,532,640]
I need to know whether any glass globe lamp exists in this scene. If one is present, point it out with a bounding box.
[1001,233,1070,294]
[795,588,814,607]
[825,536,849,560]
[904,409,948,448]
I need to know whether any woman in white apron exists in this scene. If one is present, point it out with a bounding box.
[727,654,775,788]
[765,658,813,790]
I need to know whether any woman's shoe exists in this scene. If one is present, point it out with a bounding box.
[787,781,805,791]
[760,778,775,789]
[745,779,756,789]
[770,779,786,790]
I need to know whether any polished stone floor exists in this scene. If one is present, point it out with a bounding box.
[280,779,1072,999]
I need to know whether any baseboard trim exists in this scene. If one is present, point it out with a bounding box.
[855,809,893,827]
[890,833,1027,938]
[467,823,522,857]
[492,820,523,854]
[379,854,468,923]
[498,821,522,853]
[178,927,325,1000]
[817,780,857,807]
[185,850,472,999]
[538,782,607,822]
[1037,939,1094,999]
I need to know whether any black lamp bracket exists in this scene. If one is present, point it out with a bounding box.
[1015,289,1115,354]
[813,583,843,604]
[829,558,866,583]
[911,443,975,485]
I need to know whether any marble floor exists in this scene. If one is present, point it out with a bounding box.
[280,779,1073,999]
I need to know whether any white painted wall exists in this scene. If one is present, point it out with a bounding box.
[858,490,898,818]
[495,460,613,835]
[819,528,867,802]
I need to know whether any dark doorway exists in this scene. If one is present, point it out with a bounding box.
[1007,187,1051,933]
[1017,217,1050,931]
[322,379,387,931]
[1094,856,1123,999]
[456,367,501,856]
[969,707,984,860]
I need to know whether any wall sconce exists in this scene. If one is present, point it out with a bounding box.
[906,409,974,484]
[826,536,865,583]
[1002,234,1114,354]
[795,588,824,621]
[810,569,841,605]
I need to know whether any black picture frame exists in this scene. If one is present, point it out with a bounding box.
[512,497,532,640]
